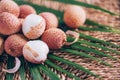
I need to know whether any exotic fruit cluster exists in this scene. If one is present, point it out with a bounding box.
[0,0,86,73]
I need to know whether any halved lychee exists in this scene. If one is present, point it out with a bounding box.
[22,14,46,39]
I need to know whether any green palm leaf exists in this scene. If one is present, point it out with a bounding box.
[5,56,14,80]
[61,48,112,67]
[79,33,120,48]
[51,0,119,16]
[71,44,117,60]
[28,63,43,80]
[45,60,80,80]
[48,54,99,78]
[39,64,60,80]
[77,40,120,55]
[19,57,26,80]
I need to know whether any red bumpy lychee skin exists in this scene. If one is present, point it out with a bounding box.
[19,5,36,18]
[39,12,58,30]
[64,5,86,29]
[4,34,27,57]
[0,0,20,17]
[0,12,21,35]
[41,28,66,49]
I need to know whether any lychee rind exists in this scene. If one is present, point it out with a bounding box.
[22,14,46,39]
[64,5,86,29]
[0,12,21,35]
[4,34,27,57]
[42,28,66,49]
[40,12,58,30]
[19,5,36,18]
[0,0,20,17]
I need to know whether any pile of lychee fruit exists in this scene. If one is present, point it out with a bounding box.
[0,0,86,73]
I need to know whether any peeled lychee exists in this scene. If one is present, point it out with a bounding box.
[42,28,66,49]
[0,12,21,35]
[0,0,20,17]
[4,34,27,57]
[23,40,49,64]
[64,5,86,29]
[39,12,58,30]
[19,5,36,18]
[0,36,4,55]
[22,14,46,39]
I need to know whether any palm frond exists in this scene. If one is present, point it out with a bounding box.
[39,64,60,80]
[79,33,120,48]
[61,48,112,67]
[76,39,120,55]
[48,54,99,78]
[51,0,119,16]
[19,57,26,80]
[28,63,43,80]
[71,44,117,60]
[45,60,80,80]
[5,56,14,80]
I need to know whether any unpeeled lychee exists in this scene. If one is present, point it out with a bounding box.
[0,0,20,17]
[19,5,36,18]
[41,28,66,49]
[0,12,21,35]
[64,5,86,29]
[39,12,58,30]
[22,14,46,39]
[4,34,27,57]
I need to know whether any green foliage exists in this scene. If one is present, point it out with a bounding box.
[5,56,14,80]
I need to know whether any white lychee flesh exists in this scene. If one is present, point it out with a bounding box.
[22,14,46,39]
[23,40,49,64]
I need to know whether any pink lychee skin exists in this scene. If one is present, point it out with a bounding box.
[39,12,58,30]
[4,34,27,57]
[64,5,86,29]
[0,0,20,17]
[0,12,21,35]
[41,28,66,49]
[19,5,36,18]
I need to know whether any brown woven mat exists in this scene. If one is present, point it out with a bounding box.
[0,0,120,80]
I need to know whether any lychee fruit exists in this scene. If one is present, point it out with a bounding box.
[39,12,58,30]
[0,12,21,35]
[4,34,27,57]
[23,40,49,64]
[19,5,36,18]
[64,5,86,29]
[41,28,66,49]
[22,14,46,39]
[0,0,20,17]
